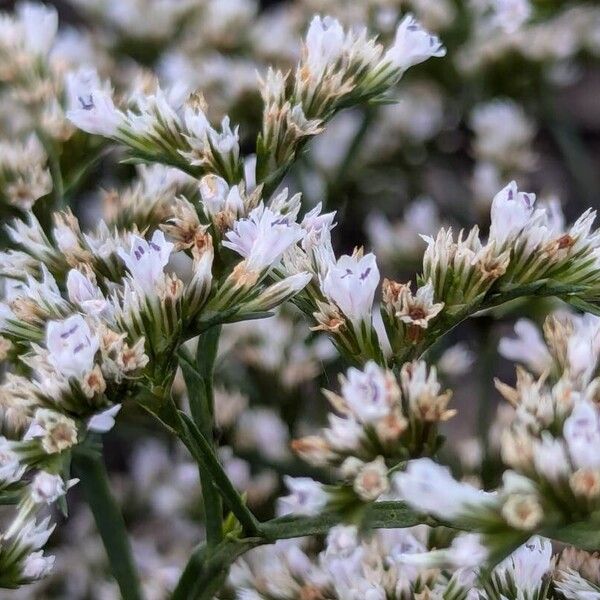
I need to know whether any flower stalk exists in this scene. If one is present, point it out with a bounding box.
[174,500,427,599]
[72,445,142,600]
[177,411,261,539]
[178,327,224,548]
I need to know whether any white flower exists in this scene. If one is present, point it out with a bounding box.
[199,174,244,217]
[244,154,257,191]
[22,550,55,580]
[118,230,174,294]
[301,203,336,252]
[31,472,66,504]
[393,458,493,520]
[305,16,345,77]
[554,569,600,600]
[66,269,107,315]
[395,281,444,329]
[184,104,210,141]
[87,404,122,433]
[448,534,489,567]
[322,253,379,324]
[46,315,99,379]
[438,343,475,376]
[567,316,600,380]
[325,525,359,558]
[502,470,539,495]
[0,438,26,485]
[341,362,394,423]
[13,516,55,550]
[564,401,600,470]
[470,100,535,167]
[65,68,125,137]
[396,533,488,569]
[498,319,553,375]
[532,433,570,482]
[494,537,553,594]
[400,361,454,422]
[353,456,389,501]
[18,2,58,56]
[243,272,312,312]
[488,181,536,247]
[334,580,385,600]
[277,476,328,516]
[491,0,532,34]
[223,206,305,272]
[208,117,240,156]
[324,414,364,451]
[24,409,78,454]
[53,221,79,253]
[384,14,446,72]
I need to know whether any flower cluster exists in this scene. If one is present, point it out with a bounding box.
[388,312,600,563]
[0,136,51,213]
[255,14,445,190]
[0,432,77,587]
[229,525,473,600]
[1,0,600,596]
[280,179,600,367]
[493,314,600,530]
[0,2,59,112]
[66,14,445,190]
[381,181,600,361]
[291,360,453,502]
[230,525,600,600]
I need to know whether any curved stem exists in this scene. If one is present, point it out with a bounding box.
[177,411,260,538]
[173,501,426,599]
[144,373,260,544]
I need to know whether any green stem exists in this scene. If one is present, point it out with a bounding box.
[177,411,260,538]
[325,107,375,210]
[174,501,425,599]
[179,327,223,548]
[172,537,262,600]
[47,149,64,210]
[0,490,23,505]
[36,130,64,210]
[63,145,112,201]
[260,500,425,540]
[476,318,495,453]
[138,363,259,542]
[175,501,600,599]
[73,448,142,600]
[546,521,600,551]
